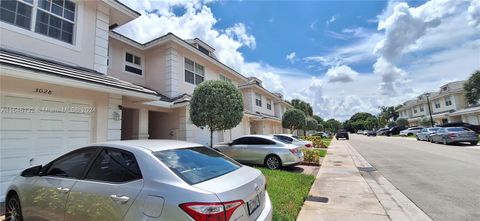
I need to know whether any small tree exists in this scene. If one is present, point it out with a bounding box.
[282,109,306,133]
[464,70,480,105]
[387,121,397,128]
[304,117,319,135]
[419,118,432,127]
[190,80,244,147]
[396,118,409,128]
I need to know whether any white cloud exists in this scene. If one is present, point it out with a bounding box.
[326,16,336,25]
[286,52,297,63]
[325,65,359,83]
[226,23,256,49]
[468,0,480,27]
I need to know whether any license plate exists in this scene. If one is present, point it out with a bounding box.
[247,195,261,215]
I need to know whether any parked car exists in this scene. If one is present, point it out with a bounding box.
[439,122,480,134]
[367,130,377,136]
[399,127,424,136]
[416,127,441,141]
[214,135,304,169]
[5,140,273,221]
[376,128,389,136]
[385,126,406,136]
[273,134,313,148]
[335,129,349,140]
[356,130,364,134]
[430,127,479,145]
[363,130,369,135]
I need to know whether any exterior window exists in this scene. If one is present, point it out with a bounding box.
[434,99,441,108]
[267,99,272,110]
[220,74,232,83]
[445,96,452,106]
[198,45,210,56]
[185,58,204,85]
[35,0,75,44]
[0,0,33,30]
[413,108,417,114]
[125,52,142,75]
[255,93,262,107]
[419,106,424,112]
[86,149,142,183]
[45,147,97,179]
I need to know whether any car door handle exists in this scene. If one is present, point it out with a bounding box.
[56,187,70,193]
[110,194,130,204]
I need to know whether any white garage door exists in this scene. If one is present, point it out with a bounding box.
[0,94,92,201]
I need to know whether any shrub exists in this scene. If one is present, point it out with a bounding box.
[301,148,327,164]
[300,136,324,148]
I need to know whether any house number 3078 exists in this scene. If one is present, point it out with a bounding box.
[35,88,52,95]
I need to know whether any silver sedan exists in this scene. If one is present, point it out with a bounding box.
[214,135,304,169]
[5,140,272,221]
[430,127,479,145]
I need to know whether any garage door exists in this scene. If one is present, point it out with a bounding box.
[0,94,92,201]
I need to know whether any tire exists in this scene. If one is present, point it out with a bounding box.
[6,193,23,221]
[430,137,435,143]
[442,138,448,145]
[416,136,420,141]
[471,141,478,145]
[408,133,413,136]
[265,155,281,170]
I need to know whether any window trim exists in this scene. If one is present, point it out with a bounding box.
[123,49,144,77]
[0,0,82,50]
[255,93,262,107]
[266,98,272,110]
[184,57,205,85]
[445,96,452,106]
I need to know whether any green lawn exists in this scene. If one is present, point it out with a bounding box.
[322,138,332,147]
[256,167,315,221]
[392,134,416,138]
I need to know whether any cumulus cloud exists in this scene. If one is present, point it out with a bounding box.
[325,65,359,83]
[468,0,480,27]
[286,52,297,63]
[116,1,255,71]
[326,16,336,25]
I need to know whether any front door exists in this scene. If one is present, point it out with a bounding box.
[65,148,143,221]
[23,147,98,221]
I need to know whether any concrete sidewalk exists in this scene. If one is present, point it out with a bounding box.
[296,139,432,221]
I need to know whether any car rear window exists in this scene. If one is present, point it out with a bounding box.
[429,128,440,132]
[154,146,241,185]
[447,127,469,132]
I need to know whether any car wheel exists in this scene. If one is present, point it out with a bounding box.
[442,138,448,145]
[265,155,281,170]
[6,193,23,221]
[471,141,478,145]
[416,136,420,141]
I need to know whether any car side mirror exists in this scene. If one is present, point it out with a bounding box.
[228,142,234,146]
[21,165,42,177]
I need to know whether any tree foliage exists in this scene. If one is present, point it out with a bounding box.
[305,117,319,131]
[379,106,400,122]
[282,108,306,132]
[324,118,342,132]
[345,112,380,131]
[291,99,313,116]
[312,115,324,131]
[190,80,244,147]
[419,118,432,127]
[464,70,480,105]
[396,118,409,127]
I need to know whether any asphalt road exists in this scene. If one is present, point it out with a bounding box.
[346,134,480,221]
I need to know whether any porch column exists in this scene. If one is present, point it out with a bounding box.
[178,106,194,142]
[107,94,122,141]
[137,109,150,139]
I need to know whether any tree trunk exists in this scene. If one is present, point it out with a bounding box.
[210,129,214,148]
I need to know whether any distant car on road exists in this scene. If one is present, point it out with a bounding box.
[367,130,377,136]
[416,127,441,141]
[362,130,368,135]
[335,129,349,140]
[273,134,313,148]
[5,140,273,221]
[214,135,304,169]
[385,126,406,136]
[400,127,424,136]
[356,130,364,134]
[376,128,389,136]
[438,122,480,134]
[430,127,478,145]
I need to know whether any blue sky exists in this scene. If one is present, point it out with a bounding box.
[118,0,480,120]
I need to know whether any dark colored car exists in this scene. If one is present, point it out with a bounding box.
[438,122,480,134]
[367,130,377,136]
[376,128,389,136]
[430,127,479,145]
[385,126,406,136]
[335,129,349,140]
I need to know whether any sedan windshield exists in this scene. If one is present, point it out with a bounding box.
[154,146,241,185]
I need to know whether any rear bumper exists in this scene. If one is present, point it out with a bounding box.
[257,192,273,221]
[282,153,304,166]
[449,137,479,143]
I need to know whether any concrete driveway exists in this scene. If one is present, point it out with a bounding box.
[348,134,480,221]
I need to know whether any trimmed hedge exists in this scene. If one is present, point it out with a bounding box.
[300,136,326,148]
[301,148,327,164]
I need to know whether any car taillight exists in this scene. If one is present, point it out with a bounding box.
[180,200,244,221]
[289,148,298,154]
[305,143,312,148]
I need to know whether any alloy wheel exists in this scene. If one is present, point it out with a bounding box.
[6,196,21,221]
[266,156,280,169]
[443,138,447,145]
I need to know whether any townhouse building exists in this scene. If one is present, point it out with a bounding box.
[0,0,292,200]
[397,81,480,126]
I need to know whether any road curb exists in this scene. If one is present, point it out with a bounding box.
[344,141,433,221]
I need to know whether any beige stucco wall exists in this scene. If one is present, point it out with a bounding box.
[0,1,99,70]
[0,75,110,142]
[108,38,148,87]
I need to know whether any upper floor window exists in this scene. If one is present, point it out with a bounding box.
[419,106,424,112]
[124,52,143,75]
[434,99,441,108]
[198,45,210,56]
[0,0,76,44]
[266,99,272,110]
[445,96,452,106]
[185,58,204,85]
[219,74,232,83]
[413,108,417,114]
[255,93,262,107]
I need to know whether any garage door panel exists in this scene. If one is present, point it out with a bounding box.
[1,117,33,131]
[0,135,33,157]
[38,118,65,131]
[36,135,66,154]
[2,95,35,106]
[68,119,90,131]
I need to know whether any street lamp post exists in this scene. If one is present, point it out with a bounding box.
[426,94,434,127]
